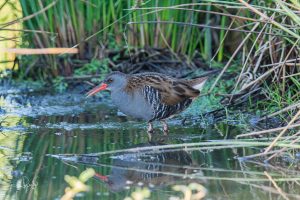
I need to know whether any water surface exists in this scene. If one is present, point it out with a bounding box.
[0,85,299,200]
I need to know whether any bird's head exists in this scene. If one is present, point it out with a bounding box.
[86,72,127,97]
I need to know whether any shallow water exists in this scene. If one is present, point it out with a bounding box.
[1,84,300,200]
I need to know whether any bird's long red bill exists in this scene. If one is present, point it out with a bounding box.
[94,172,108,182]
[86,83,108,97]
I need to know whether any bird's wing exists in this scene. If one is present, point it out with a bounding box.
[125,73,200,105]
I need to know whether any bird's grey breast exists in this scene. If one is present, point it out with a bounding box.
[110,88,154,121]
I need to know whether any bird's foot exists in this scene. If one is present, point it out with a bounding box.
[163,128,169,135]
[147,132,152,141]
[161,120,169,135]
[163,129,169,135]
[147,122,154,134]
[147,123,154,141]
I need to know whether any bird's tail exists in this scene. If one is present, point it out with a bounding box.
[187,76,208,91]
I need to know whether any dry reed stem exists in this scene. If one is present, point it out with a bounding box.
[65,11,133,55]
[260,58,300,68]
[238,37,300,93]
[132,6,261,22]
[238,0,300,40]
[0,28,54,34]
[232,21,269,96]
[260,102,300,121]
[264,171,290,200]
[0,48,78,54]
[282,71,300,78]
[266,131,300,161]
[127,21,283,36]
[236,123,300,138]
[247,160,300,176]
[154,7,181,61]
[264,109,300,153]
[240,182,300,199]
[208,20,261,93]
[239,149,283,160]
[210,5,244,64]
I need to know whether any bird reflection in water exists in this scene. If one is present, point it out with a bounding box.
[54,142,204,192]
[99,143,202,191]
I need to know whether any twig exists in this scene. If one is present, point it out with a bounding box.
[209,21,261,93]
[127,21,291,37]
[134,6,262,22]
[264,171,290,200]
[238,0,300,40]
[238,38,300,93]
[239,181,300,199]
[236,123,300,138]
[282,71,300,78]
[259,102,300,121]
[266,131,300,161]
[260,58,300,68]
[231,19,269,97]
[264,109,300,154]
[63,75,102,80]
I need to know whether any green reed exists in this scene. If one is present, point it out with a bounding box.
[18,0,230,79]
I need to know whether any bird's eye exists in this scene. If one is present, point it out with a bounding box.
[107,78,113,83]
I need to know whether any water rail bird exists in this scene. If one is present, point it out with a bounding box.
[86,71,207,134]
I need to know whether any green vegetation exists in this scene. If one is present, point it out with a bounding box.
[2,1,300,199]
[14,0,300,115]
[0,0,297,134]
[3,0,300,142]
[18,0,227,79]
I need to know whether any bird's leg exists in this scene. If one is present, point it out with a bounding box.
[147,122,154,141]
[147,122,153,134]
[161,120,169,135]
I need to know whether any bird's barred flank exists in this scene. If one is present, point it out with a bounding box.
[143,86,192,122]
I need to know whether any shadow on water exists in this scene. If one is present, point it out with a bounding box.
[1,85,300,199]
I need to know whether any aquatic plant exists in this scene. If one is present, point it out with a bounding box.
[124,183,207,200]
[172,183,207,200]
[124,187,151,200]
[61,168,95,200]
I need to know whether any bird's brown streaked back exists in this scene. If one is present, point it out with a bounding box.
[125,73,201,105]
